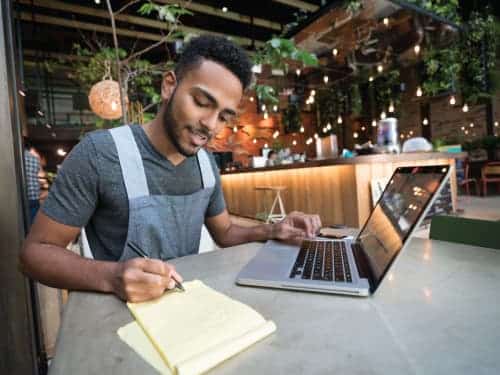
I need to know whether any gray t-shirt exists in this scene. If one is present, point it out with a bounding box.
[42,124,225,260]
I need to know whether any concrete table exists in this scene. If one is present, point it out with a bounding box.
[49,238,500,375]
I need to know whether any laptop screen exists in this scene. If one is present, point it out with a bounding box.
[356,165,450,288]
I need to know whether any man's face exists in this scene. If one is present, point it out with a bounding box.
[162,60,243,157]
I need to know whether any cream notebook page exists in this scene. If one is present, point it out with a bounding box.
[118,280,276,375]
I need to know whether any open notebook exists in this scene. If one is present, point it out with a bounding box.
[117,280,276,375]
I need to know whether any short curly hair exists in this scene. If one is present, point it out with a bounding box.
[175,35,253,90]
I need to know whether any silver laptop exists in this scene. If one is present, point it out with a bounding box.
[237,165,452,296]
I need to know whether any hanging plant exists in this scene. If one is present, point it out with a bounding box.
[405,0,460,24]
[316,86,347,136]
[422,45,460,97]
[459,12,498,104]
[344,0,363,14]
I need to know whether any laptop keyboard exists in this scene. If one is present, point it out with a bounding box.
[289,240,352,282]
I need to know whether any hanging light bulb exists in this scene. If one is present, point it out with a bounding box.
[495,121,499,127]
[461,126,465,131]
[311,89,316,96]
[400,134,405,139]
[309,96,315,104]
[464,130,469,135]
[353,132,359,139]
[449,95,456,105]
[361,126,366,131]
[383,17,389,26]
[322,127,327,133]
[388,102,395,113]
[253,138,257,144]
[462,103,469,112]
[273,130,280,138]
[469,122,474,128]
[263,111,269,119]
[422,118,429,126]
[261,104,266,111]
[369,76,374,82]
[300,125,305,133]
[249,96,254,102]
[233,125,238,133]
[332,48,338,56]
[416,86,423,97]
[414,44,421,55]
[292,139,297,146]
[409,130,414,136]
[323,75,329,83]
[380,111,387,120]
[377,64,383,73]
[264,143,268,148]
[337,115,343,124]
[222,6,228,12]
[326,123,332,131]
[94,0,101,4]
[296,68,301,76]
[314,133,319,139]
[372,119,377,127]
[273,105,278,112]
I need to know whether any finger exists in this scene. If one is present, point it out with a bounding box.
[312,215,322,235]
[284,224,306,238]
[138,259,169,276]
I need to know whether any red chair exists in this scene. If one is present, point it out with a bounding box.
[481,161,500,196]
[459,159,479,195]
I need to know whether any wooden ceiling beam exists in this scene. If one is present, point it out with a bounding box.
[17,0,264,47]
[156,0,282,31]
[272,0,319,12]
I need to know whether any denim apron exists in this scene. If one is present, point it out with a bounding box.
[82,125,215,261]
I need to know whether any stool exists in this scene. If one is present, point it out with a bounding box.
[255,186,287,223]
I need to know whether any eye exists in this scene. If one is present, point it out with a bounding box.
[194,96,210,107]
[219,114,230,123]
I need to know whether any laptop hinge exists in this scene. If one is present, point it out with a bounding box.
[352,242,375,292]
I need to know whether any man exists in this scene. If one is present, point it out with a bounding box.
[21,35,321,302]
[23,141,41,225]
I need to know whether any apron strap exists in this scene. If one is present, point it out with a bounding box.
[197,148,216,189]
[109,125,150,199]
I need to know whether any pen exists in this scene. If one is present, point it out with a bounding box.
[128,241,185,292]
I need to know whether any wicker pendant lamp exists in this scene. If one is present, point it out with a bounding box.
[88,61,128,120]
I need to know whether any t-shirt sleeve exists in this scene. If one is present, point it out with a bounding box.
[41,134,100,227]
[205,153,226,218]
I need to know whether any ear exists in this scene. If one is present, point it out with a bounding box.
[161,71,177,101]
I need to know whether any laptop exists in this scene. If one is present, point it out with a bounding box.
[237,165,452,296]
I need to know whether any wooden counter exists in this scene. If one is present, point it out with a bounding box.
[221,152,465,228]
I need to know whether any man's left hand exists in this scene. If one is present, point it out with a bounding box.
[272,211,322,245]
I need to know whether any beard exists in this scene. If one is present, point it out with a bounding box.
[163,90,212,157]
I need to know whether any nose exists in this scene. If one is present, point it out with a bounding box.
[199,110,219,133]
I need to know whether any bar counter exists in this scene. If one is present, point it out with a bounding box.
[221,152,465,227]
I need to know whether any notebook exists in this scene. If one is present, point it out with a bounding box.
[117,280,276,375]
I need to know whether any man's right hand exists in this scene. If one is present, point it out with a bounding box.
[112,258,183,303]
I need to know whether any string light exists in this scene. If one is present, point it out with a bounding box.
[416,86,423,97]
[353,132,359,139]
[377,64,383,73]
[273,105,278,112]
[264,143,268,148]
[326,123,332,131]
[383,17,389,26]
[461,126,465,131]
[372,119,377,127]
[57,148,67,156]
[306,137,313,145]
[337,115,343,124]
[273,130,279,138]
[495,121,499,127]
[263,112,269,119]
[464,130,469,135]
[299,126,305,133]
[323,75,329,84]
[314,133,319,139]
[253,138,257,144]
[369,76,374,82]
[94,0,101,4]
[311,89,316,96]
[45,123,52,129]
[249,96,254,102]
[261,104,266,111]
[37,110,44,116]
[332,48,338,56]
[462,103,469,112]
[18,89,26,97]
[422,118,429,126]
[388,102,395,113]
[400,134,405,139]
[322,126,327,133]
[296,68,301,76]
[233,125,238,133]
[469,122,474,128]
[409,130,414,136]
[292,140,297,146]
[222,6,228,12]
[449,95,456,105]
[380,111,387,120]
[361,126,366,131]
[414,44,421,55]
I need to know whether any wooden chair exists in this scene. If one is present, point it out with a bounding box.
[254,186,287,223]
[459,159,479,195]
[481,161,500,196]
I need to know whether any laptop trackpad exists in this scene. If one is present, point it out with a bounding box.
[237,240,297,281]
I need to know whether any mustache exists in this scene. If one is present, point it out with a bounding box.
[186,125,213,140]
